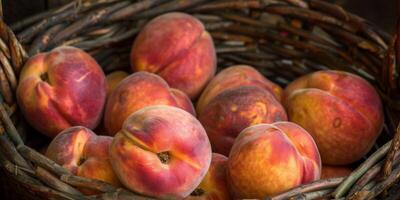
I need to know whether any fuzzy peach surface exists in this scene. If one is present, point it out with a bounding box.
[227,122,321,199]
[199,85,287,156]
[110,105,212,199]
[321,165,353,179]
[45,126,120,194]
[17,46,106,138]
[104,71,195,135]
[197,65,282,115]
[131,12,216,99]
[185,153,231,200]
[284,70,384,165]
[105,70,129,97]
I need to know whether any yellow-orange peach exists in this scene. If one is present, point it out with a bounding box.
[131,12,216,99]
[45,126,120,194]
[199,86,287,156]
[17,46,107,138]
[197,65,282,115]
[104,72,195,135]
[284,70,384,165]
[185,153,231,200]
[110,105,212,199]
[105,70,129,97]
[321,165,353,179]
[227,122,321,198]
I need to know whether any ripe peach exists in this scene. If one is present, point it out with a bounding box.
[185,153,231,200]
[227,122,321,198]
[321,165,353,179]
[199,86,287,156]
[131,12,216,99]
[110,105,212,199]
[45,126,120,194]
[17,46,107,138]
[104,72,195,135]
[105,70,129,97]
[284,70,384,165]
[197,65,282,115]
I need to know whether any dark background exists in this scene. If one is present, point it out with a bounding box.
[3,0,399,34]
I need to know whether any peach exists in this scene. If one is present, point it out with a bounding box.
[199,86,287,156]
[110,105,212,199]
[131,12,216,99]
[17,46,107,138]
[227,122,321,198]
[105,70,129,97]
[45,126,120,194]
[185,153,231,200]
[197,65,283,115]
[284,70,384,165]
[321,165,353,179]
[104,72,195,135]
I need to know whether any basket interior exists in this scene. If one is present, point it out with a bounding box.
[0,0,399,199]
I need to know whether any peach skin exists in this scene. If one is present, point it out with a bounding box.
[227,122,321,198]
[131,12,216,99]
[185,153,231,200]
[110,105,212,199]
[284,70,384,165]
[104,71,195,135]
[197,65,283,115]
[199,85,287,156]
[17,46,107,138]
[321,165,352,179]
[45,126,120,194]
[105,70,129,97]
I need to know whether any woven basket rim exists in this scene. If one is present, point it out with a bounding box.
[0,0,399,199]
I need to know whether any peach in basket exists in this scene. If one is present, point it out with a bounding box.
[284,70,384,165]
[17,46,107,138]
[110,105,212,199]
[130,12,216,99]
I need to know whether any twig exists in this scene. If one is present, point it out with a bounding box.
[384,123,400,180]
[61,174,117,193]
[17,145,71,176]
[92,188,155,200]
[51,1,130,46]
[10,1,77,31]
[0,100,23,146]
[289,189,333,200]
[134,0,209,19]
[74,27,139,50]
[17,9,79,43]
[268,177,344,200]
[190,0,262,12]
[35,167,84,197]
[29,24,66,56]
[362,164,400,200]
[348,160,383,196]
[107,0,164,21]
[0,133,31,169]
[334,140,392,198]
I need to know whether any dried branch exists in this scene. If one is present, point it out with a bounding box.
[268,178,344,200]
[60,174,117,193]
[334,140,392,198]
[384,123,400,179]
[17,145,71,176]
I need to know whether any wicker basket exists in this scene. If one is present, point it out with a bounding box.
[0,0,399,199]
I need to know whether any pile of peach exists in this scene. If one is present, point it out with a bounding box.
[16,12,383,199]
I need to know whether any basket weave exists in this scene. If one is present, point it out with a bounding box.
[0,0,400,199]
